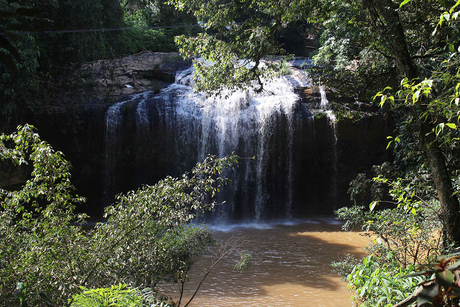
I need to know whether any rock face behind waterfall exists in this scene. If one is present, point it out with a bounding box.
[8,54,391,220]
[86,52,191,100]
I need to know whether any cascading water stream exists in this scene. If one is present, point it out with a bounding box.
[104,93,146,205]
[104,100,125,205]
[136,93,151,133]
[319,86,339,208]
[103,63,352,222]
[135,66,307,222]
[170,71,305,222]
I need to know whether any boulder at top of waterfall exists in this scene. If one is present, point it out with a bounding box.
[86,51,192,100]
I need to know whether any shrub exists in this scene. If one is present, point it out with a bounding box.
[71,284,143,307]
[0,125,238,306]
[346,254,424,307]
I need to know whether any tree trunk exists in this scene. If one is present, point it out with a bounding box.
[361,0,418,79]
[418,117,460,243]
[363,0,460,244]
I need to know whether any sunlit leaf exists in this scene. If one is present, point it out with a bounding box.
[400,0,412,7]
[369,201,378,212]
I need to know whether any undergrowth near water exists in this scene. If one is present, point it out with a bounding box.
[346,254,423,307]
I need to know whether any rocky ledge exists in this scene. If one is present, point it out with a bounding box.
[37,51,192,117]
[85,51,191,101]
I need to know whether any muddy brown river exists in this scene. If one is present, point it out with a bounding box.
[159,219,370,307]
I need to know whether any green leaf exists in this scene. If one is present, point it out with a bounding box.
[400,0,412,7]
[446,123,457,130]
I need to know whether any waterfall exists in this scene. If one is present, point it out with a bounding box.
[153,70,306,223]
[136,92,151,133]
[102,64,355,222]
[104,93,146,205]
[104,100,125,205]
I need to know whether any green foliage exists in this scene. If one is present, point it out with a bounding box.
[375,60,460,152]
[174,33,281,95]
[136,287,173,307]
[331,254,362,280]
[308,2,394,101]
[0,125,88,306]
[117,0,200,54]
[169,0,325,94]
[0,125,239,306]
[347,165,392,207]
[368,2,460,248]
[0,0,50,75]
[71,284,143,307]
[0,32,41,130]
[35,0,126,65]
[337,204,442,267]
[234,251,252,271]
[119,11,198,55]
[339,152,443,267]
[0,0,205,131]
[123,0,197,26]
[0,281,55,307]
[0,1,48,130]
[337,2,460,305]
[347,254,424,307]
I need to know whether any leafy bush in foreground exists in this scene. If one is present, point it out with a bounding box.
[0,124,238,306]
[71,284,144,307]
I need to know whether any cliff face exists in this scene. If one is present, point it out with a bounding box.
[84,52,190,100]
[30,52,191,124]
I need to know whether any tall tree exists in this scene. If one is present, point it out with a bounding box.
[356,0,460,244]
